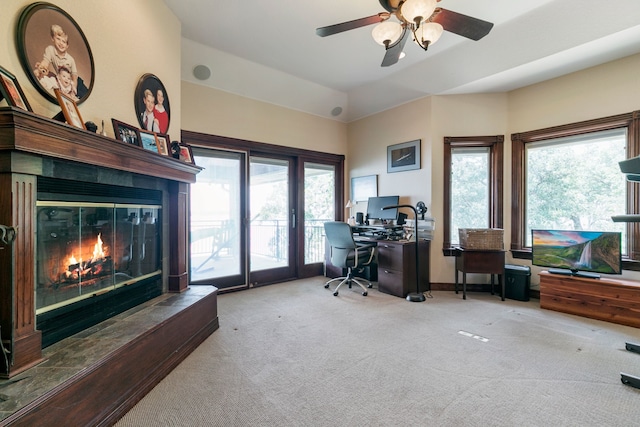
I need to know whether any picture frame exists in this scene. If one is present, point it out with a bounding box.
[387,139,421,173]
[178,143,195,165]
[0,65,32,111]
[351,175,378,202]
[139,129,159,153]
[16,2,95,104]
[54,88,85,129]
[155,133,170,156]
[134,73,170,134]
[111,119,140,147]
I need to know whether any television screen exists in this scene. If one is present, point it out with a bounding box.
[366,196,399,221]
[531,229,622,277]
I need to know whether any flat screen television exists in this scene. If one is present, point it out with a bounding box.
[531,229,622,279]
[366,196,399,221]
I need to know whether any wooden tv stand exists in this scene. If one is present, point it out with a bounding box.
[539,271,640,328]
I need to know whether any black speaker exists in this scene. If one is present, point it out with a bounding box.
[356,212,364,225]
[397,212,407,225]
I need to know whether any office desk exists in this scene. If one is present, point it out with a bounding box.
[454,248,505,300]
[324,237,430,298]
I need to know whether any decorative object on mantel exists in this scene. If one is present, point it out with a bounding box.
[178,143,196,165]
[84,120,97,132]
[0,64,32,111]
[170,140,181,159]
[54,87,85,129]
[112,118,141,147]
[387,139,421,173]
[16,2,95,104]
[134,73,170,134]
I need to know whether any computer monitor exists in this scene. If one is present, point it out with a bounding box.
[366,196,399,221]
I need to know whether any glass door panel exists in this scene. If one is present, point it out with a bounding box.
[190,150,245,288]
[249,157,291,275]
[303,162,335,265]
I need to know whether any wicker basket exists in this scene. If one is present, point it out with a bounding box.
[458,228,504,250]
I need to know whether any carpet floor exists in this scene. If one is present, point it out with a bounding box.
[116,277,640,426]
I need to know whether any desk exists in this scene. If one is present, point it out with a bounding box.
[324,237,430,298]
[454,248,505,300]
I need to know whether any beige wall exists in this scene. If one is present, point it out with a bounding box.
[1,0,181,137]
[181,81,347,154]
[348,54,640,286]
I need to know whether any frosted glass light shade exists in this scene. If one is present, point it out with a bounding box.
[372,21,403,46]
[418,22,444,46]
[401,0,437,25]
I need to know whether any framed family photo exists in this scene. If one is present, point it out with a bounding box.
[111,119,140,146]
[54,88,85,129]
[134,73,170,134]
[16,2,95,104]
[0,65,31,111]
[387,139,421,173]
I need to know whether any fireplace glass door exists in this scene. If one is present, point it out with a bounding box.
[36,202,162,314]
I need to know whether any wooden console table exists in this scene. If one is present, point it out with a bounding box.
[539,271,640,328]
[454,248,505,300]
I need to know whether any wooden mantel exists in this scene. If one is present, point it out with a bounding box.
[0,107,201,378]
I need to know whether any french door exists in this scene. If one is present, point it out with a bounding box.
[188,147,341,290]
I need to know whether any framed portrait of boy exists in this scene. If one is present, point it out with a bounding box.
[139,129,159,154]
[111,119,140,147]
[16,2,95,104]
[54,88,85,129]
[0,65,32,111]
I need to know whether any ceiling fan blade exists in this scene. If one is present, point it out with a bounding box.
[432,8,494,41]
[316,13,389,37]
[381,27,410,67]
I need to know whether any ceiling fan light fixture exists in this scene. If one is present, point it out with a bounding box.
[372,21,403,47]
[400,0,437,28]
[415,21,443,50]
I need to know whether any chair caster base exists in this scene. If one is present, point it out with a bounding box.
[333,292,339,296]
[324,284,330,289]
[362,291,368,296]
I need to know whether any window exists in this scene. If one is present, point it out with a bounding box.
[511,112,640,269]
[443,136,504,253]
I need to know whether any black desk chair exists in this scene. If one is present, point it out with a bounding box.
[323,221,375,296]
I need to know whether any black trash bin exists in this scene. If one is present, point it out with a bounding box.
[504,264,531,301]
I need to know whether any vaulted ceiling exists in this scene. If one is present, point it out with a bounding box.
[163,0,640,122]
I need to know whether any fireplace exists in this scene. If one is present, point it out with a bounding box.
[35,178,164,347]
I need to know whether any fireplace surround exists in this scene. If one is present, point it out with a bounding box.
[0,107,202,378]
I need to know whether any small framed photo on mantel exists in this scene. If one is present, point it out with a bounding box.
[0,65,31,111]
[387,139,421,173]
[111,119,140,146]
[54,88,85,129]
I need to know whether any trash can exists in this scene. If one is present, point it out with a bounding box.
[504,264,531,301]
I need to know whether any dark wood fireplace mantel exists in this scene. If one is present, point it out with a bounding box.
[0,107,201,378]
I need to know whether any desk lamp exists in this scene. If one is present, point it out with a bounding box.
[382,203,426,302]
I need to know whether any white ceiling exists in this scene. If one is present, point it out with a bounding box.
[163,0,640,122]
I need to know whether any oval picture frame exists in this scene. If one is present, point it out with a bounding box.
[16,2,95,105]
[134,73,171,135]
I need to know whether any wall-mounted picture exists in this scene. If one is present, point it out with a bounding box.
[134,73,170,134]
[54,88,85,129]
[16,2,94,104]
[178,143,195,165]
[0,65,31,111]
[139,129,159,153]
[387,139,421,173]
[111,119,140,146]
[155,133,170,156]
[351,175,378,202]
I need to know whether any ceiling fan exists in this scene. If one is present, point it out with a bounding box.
[316,0,494,67]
